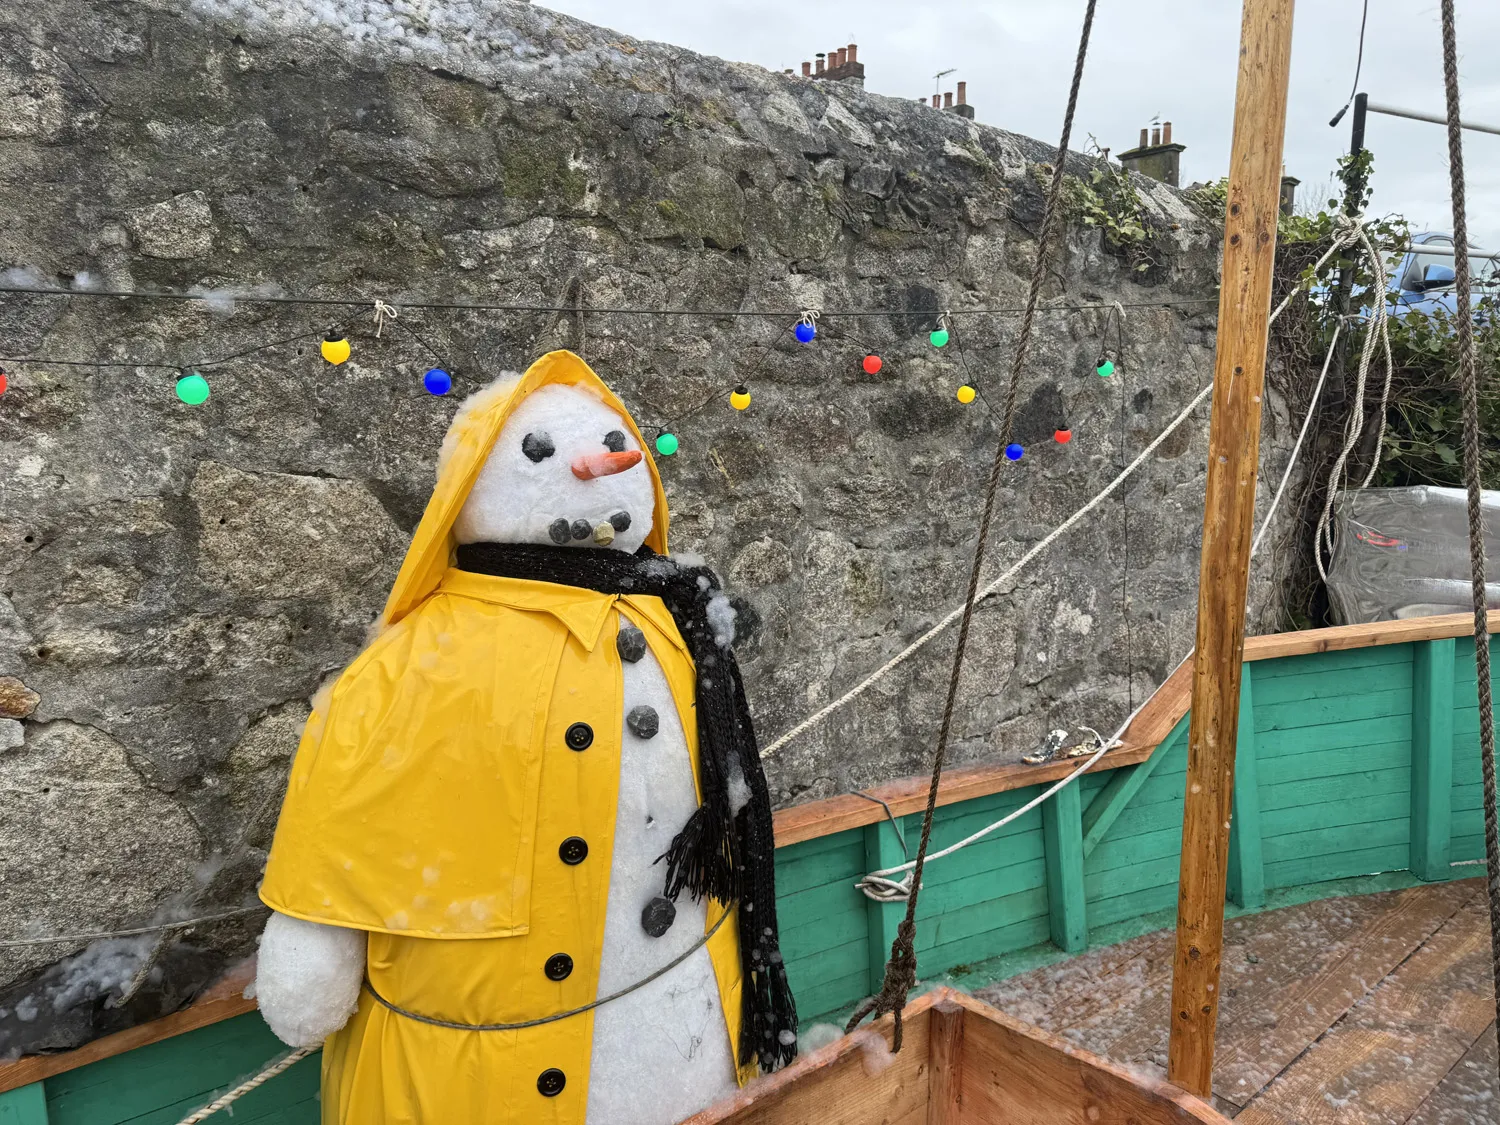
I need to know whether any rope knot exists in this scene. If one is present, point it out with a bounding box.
[372,299,399,338]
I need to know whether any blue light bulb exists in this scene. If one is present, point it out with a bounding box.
[423,368,452,395]
[1005,443,1025,462]
[794,321,816,344]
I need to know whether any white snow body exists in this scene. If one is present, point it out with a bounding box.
[586,616,739,1123]
[255,381,740,1123]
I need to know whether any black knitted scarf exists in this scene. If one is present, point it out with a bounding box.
[455,541,798,1073]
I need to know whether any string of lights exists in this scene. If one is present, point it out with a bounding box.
[0,286,1134,455]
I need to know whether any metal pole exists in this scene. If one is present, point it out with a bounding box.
[1367,99,1500,138]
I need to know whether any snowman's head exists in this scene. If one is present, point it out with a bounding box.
[453,382,655,552]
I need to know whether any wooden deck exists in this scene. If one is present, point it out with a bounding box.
[978,879,1498,1123]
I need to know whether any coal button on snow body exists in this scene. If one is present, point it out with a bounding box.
[608,510,631,531]
[616,622,647,663]
[641,895,676,937]
[537,1068,566,1097]
[544,953,573,981]
[548,518,572,545]
[559,837,588,864]
[626,705,659,739]
[565,722,593,751]
[570,518,592,541]
[603,430,627,452]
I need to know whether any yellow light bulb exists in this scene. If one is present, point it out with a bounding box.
[321,335,351,365]
[730,385,751,411]
[956,384,976,404]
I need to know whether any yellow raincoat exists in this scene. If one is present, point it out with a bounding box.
[260,351,752,1123]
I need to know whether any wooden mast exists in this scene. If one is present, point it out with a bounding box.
[1167,0,1297,1098]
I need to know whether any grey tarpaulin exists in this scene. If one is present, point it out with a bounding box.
[1326,486,1500,623]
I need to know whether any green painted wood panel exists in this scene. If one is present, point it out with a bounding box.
[0,1085,48,1125]
[1042,781,1087,952]
[862,817,906,993]
[1228,664,1265,909]
[1412,637,1457,880]
[45,1013,319,1125]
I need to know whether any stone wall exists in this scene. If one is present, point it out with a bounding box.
[0,0,1299,1054]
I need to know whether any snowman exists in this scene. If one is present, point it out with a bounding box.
[253,351,796,1123]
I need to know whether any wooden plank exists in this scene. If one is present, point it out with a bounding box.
[0,960,258,1095]
[1242,610,1500,661]
[1234,893,1496,1124]
[682,990,937,1125]
[1042,781,1088,953]
[948,989,1229,1124]
[1412,637,1457,881]
[1082,727,1180,858]
[1169,0,1297,1096]
[926,1001,965,1125]
[1227,665,1265,909]
[0,1085,47,1125]
[1212,879,1477,1106]
[1405,1019,1497,1124]
[864,817,908,994]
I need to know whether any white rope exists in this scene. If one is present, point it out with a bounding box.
[1251,318,1343,559]
[173,1046,316,1125]
[764,232,1360,765]
[0,906,265,949]
[853,249,1360,902]
[372,298,399,338]
[1316,217,1396,578]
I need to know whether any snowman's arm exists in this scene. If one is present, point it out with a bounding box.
[251,910,367,1047]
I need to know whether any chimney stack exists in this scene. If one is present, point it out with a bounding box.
[951,80,975,118]
[807,42,865,86]
[801,61,811,77]
[1280,173,1301,217]
[1119,120,1187,187]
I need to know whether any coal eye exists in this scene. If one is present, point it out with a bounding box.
[522,432,555,462]
[603,430,626,453]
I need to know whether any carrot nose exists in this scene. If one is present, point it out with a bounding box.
[571,449,642,480]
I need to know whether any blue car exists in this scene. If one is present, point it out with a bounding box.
[1382,230,1498,322]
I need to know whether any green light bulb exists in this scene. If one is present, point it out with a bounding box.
[176,372,210,405]
[930,329,950,348]
[1096,358,1115,378]
[655,432,679,456]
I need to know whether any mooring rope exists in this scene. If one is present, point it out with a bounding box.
[1437,0,1500,1056]
[172,1046,316,1125]
[842,0,1100,1052]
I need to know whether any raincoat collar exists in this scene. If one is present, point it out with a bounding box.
[437,569,687,655]
[381,351,671,631]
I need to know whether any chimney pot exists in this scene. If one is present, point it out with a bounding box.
[1151,126,1161,146]
[837,47,848,67]
[1139,127,1149,148]
[1162,121,1173,144]
[801,61,811,77]
[957,81,967,105]
[847,43,858,63]
[930,94,939,108]
[815,57,825,74]
[943,91,953,108]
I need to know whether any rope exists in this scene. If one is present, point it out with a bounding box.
[372,299,399,338]
[852,309,1341,903]
[364,907,728,1032]
[1315,218,1395,579]
[172,1046,316,1125]
[0,905,266,949]
[1438,0,1500,1048]
[761,229,1364,764]
[844,0,1099,1052]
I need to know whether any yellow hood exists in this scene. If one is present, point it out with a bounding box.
[381,349,670,629]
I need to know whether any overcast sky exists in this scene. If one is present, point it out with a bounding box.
[544,0,1500,248]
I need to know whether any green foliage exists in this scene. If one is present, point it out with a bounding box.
[1185,176,1228,219]
[1054,159,1157,272]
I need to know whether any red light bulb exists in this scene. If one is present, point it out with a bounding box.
[863,354,883,375]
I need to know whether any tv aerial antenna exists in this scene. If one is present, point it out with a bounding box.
[933,67,956,97]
